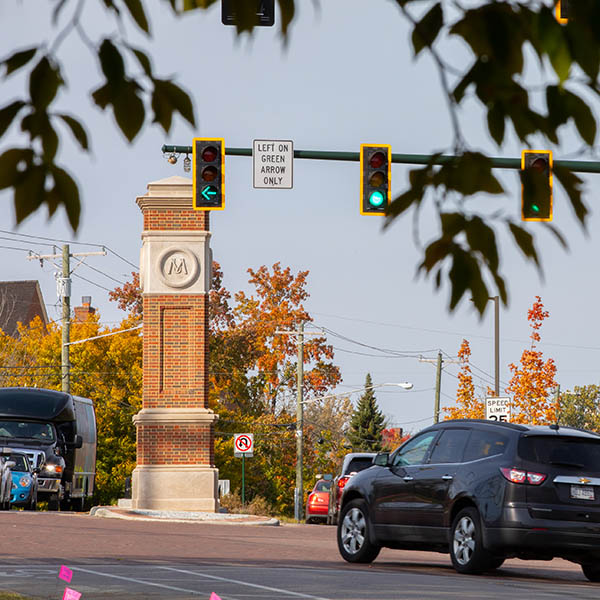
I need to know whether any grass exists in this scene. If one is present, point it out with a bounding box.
[0,592,32,600]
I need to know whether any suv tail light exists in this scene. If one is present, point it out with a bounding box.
[337,476,350,490]
[501,467,547,486]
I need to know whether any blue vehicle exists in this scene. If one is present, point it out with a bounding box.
[9,451,38,510]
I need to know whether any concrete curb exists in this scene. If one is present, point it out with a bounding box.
[89,506,280,526]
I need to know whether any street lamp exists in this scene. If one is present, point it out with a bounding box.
[294,381,413,521]
[300,381,413,406]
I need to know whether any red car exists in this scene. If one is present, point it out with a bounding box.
[305,478,332,523]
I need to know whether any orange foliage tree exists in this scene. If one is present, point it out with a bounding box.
[0,313,142,503]
[231,262,341,413]
[506,296,557,425]
[444,339,484,419]
[110,261,344,515]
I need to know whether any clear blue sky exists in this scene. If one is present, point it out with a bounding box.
[1,1,598,432]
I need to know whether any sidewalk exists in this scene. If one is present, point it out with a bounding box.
[89,504,280,526]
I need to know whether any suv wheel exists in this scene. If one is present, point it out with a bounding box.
[450,507,492,574]
[337,499,380,563]
[582,563,600,582]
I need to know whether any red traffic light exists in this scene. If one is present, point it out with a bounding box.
[530,157,548,173]
[369,151,386,169]
[201,146,218,162]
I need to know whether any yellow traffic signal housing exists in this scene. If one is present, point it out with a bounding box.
[555,0,568,23]
[521,150,553,222]
[360,144,391,216]
[193,138,225,211]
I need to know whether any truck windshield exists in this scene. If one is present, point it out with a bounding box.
[0,420,55,442]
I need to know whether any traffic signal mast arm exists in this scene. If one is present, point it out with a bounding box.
[162,144,600,174]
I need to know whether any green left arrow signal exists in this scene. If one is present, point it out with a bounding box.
[201,185,218,201]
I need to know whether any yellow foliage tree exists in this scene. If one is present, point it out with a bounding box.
[0,313,142,503]
[444,339,484,420]
[506,296,557,425]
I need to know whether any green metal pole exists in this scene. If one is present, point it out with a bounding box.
[295,322,304,522]
[242,453,245,507]
[161,144,600,173]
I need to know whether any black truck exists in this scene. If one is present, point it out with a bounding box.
[0,387,96,510]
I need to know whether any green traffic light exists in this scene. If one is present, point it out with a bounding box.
[532,204,540,213]
[369,190,386,207]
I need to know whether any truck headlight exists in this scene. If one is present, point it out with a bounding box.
[43,464,63,474]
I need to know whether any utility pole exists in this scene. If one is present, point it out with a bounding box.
[492,295,500,397]
[420,351,460,423]
[434,351,442,424]
[274,324,322,522]
[61,245,71,393]
[295,321,304,522]
[27,246,107,393]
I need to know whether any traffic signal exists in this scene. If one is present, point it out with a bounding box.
[193,138,225,211]
[555,0,568,23]
[360,144,391,216]
[521,150,553,222]
[222,0,275,27]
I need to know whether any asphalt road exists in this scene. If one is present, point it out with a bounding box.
[0,512,598,600]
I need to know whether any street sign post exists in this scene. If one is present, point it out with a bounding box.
[234,433,254,506]
[253,140,293,189]
[485,397,511,422]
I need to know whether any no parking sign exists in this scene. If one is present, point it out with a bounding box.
[234,433,254,458]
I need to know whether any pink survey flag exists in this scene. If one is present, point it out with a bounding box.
[209,594,222,600]
[58,566,73,583]
[62,587,82,600]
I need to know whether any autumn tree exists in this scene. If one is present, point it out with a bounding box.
[109,261,344,515]
[347,374,386,452]
[230,262,341,414]
[381,428,410,451]
[506,296,558,425]
[0,312,142,504]
[444,339,484,420]
[558,385,600,432]
[4,2,600,316]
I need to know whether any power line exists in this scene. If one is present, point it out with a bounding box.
[71,272,113,292]
[80,262,127,286]
[0,230,138,269]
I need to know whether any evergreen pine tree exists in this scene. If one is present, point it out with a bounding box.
[347,373,386,451]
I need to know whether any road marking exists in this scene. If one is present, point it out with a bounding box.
[161,567,332,600]
[70,566,206,595]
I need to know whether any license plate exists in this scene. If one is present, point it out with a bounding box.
[571,485,595,501]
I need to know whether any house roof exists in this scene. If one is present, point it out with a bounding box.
[0,280,49,337]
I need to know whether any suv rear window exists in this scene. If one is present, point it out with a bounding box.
[518,436,600,471]
[463,429,508,462]
[345,457,373,474]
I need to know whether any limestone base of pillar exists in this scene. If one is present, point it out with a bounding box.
[131,464,219,512]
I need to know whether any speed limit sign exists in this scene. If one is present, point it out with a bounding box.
[485,397,511,422]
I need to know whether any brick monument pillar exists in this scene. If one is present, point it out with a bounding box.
[131,175,219,511]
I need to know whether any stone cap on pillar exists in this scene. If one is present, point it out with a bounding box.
[133,407,219,426]
[136,175,209,231]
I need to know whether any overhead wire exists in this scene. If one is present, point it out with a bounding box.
[0,229,138,269]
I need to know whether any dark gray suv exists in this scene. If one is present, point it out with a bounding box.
[336,419,600,582]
